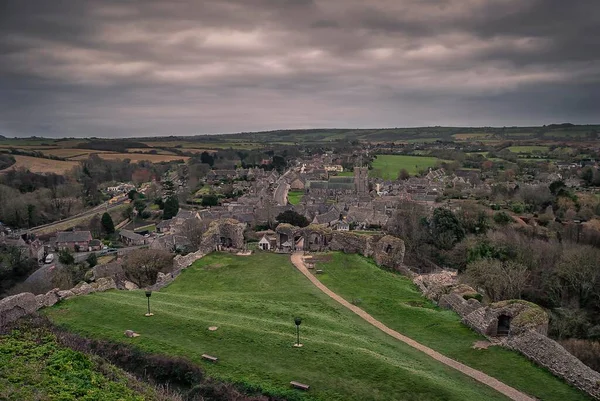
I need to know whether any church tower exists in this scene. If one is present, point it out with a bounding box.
[354,167,368,195]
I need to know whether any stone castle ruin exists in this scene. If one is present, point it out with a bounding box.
[199,218,246,252]
[273,224,405,270]
[415,272,600,399]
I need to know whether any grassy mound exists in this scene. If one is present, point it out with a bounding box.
[316,253,590,401]
[45,253,507,401]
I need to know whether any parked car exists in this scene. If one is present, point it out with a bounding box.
[44,254,55,264]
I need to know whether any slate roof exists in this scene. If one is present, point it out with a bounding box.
[328,176,354,184]
[313,209,339,225]
[119,229,145,241]
[56,231,92,243]
[157,219,173,229]
[175,210,198,220]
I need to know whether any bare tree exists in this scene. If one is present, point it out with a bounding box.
[179,219,207,251]
[465,259,529,301]
[122,249,174,288]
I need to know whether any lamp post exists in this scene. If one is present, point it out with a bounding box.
[145,290,154,316]
[293,317,303,347]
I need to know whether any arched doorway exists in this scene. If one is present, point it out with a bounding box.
[497,314,511,336]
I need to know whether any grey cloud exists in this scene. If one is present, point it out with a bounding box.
[0,0,599,137]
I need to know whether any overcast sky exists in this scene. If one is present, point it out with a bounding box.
[1,0,599,138]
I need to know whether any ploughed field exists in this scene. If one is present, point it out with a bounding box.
[46,253,507,401]
[44,252,590,401]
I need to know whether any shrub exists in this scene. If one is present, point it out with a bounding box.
[463,293,483,302]
[493,211,513,225]
[58,249,75,265]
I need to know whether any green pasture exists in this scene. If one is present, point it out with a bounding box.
[371,155,442,179]
[287,190,304,205]
[507,146,549,153]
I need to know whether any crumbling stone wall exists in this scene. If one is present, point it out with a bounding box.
[301,225,332,252]
[329,231,376,256]
[275,223,300,251]
[173,249,205,270]
[438,293,482,318]
[0,278,118,328]
[508,331,600,399]
[200,218,246,252]
[460,300,548,337]
[414,270,600,400]
[0,293,38,327]
[372,235,405,269]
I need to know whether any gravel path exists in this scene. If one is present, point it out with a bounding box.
[290,252,536,401]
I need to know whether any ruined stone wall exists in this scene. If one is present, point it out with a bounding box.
[329,231,372,255]
[302,226,333,252]
[0,277,117,328]
[508,331,600,399]
[372,235,405,269]
[0,293,38,327]
[414,270,599,400]
[438,293,481,318]
[173,249,205,270]
[200,218,246,252]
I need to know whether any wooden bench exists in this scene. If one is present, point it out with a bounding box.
[315,269,324,274]
[201,354,218,362]
[290,381,310,391]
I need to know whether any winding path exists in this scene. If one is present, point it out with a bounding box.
[290,252,536,401]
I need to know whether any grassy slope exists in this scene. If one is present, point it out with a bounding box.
[371,155,441,179]
[316,253,590,401]
[0,326,157,401]
[45,253,508,401]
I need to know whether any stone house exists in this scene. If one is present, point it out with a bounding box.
[119,229,146,246]
[89,239,103,251]
[258,235,277,251]
[333,220,350,231]
[156,219,173,234]
[56,231,93,251]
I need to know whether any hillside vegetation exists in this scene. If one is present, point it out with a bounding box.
[45,253,509,401]
[0,324,163,401]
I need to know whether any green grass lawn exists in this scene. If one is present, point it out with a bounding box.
[371,155,442,179]
[507,145,549,153]
[335,171,354,176]
[288,190,304,205]
[316,253,590,401]
[45,253,509,401]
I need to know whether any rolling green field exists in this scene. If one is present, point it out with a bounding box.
[507,146,549,153]
[371,155,442,179]
[0,325,158,400]
[316,253,589,401]
[45,253,511,401]
[287,190,304,205]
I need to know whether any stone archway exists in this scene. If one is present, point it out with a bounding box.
[497,314,511,336]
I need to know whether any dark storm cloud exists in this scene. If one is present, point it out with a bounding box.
[0,0,599,137]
